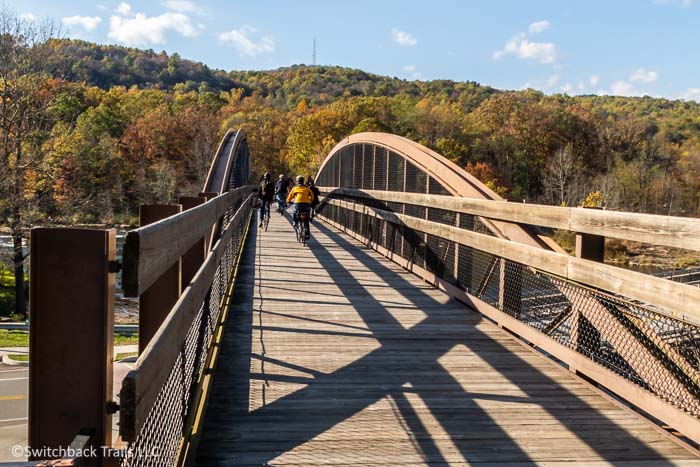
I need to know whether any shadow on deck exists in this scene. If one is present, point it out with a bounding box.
[195,211,697,466]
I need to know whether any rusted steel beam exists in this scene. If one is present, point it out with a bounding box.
[29,228,115,460]
[138,204,182,354]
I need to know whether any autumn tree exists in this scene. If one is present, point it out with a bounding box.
[542,145,580,206]
[0,8,62,317]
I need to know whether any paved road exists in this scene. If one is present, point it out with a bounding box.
[0,344,137,358]
[0,366,28,462]
[0,356,136,462]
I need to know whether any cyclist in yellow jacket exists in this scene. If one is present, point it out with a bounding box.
[287,175,315,239]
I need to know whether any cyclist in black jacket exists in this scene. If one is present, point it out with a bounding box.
[258,172,275,226]
[307,178,321,221]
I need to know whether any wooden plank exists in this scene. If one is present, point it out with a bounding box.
[138,204,182,355]
[180,196,208,288]
[119,194,253,441]
[319,187,700,253]
[195,213,699,465]
[29,228,115,458]
[122,186,251,297]
[320,212,700,446]
[321,197,700,325]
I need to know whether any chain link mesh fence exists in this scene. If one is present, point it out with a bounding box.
[317,142,700,420]
[119,197,251,467]
[119,136,253,466]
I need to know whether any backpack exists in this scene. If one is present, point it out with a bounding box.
[261,180,275,194]
[310,185,320,205]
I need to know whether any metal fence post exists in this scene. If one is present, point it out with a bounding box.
[139,204,182,354]
[29,228,116,459]
[573,214,606,368]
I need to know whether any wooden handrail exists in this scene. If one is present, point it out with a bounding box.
[122,186,252,297]
[321,196,700,325]
[318,187,700,253]
[119,194,253,442]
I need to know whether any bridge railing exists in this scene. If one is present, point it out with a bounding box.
[317,186,700,445]
[118,186,254,466]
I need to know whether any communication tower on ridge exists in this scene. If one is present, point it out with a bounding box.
[312,38,317,66]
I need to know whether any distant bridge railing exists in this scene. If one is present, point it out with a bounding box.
[314,132,700,445]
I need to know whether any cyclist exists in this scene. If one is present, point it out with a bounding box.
[307,177,321,221]
[286,175,315,239]
[258,172,275,227]
[275,174,289,213]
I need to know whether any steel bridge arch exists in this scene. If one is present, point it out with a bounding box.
[315,132,563,251]
[204,128,251,194]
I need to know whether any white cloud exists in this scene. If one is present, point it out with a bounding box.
[62,15,102,31]
[116,2,132,16]
[610,80,638,96]
[559,81,586,95]
[655,0,694,7]
[108,6,197,46]
[493,33,557,64]
[20,13,36,21]
[392,29,417,46]
[162,0,200,13]
[522,74,560,90]
[684,88,700,101]
[218,25,274,57]
[590,74,600,86]
[545,74,560,88]
[528,20,550,34]
[402,64,421,79]
[630,68,658,83]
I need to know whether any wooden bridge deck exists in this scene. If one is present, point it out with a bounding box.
[195,210,699,466]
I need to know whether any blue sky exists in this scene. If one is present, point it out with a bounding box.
[7,0,700,100]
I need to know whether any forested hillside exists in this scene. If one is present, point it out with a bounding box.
[2,33,700,317]
[4,38,700,228]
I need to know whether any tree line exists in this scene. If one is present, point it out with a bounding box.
[2,11,700,316]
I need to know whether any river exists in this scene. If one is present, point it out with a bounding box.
[1,229,138,323]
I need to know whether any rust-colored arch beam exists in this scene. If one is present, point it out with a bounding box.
[317,132,564,252]
[204,128,248,195]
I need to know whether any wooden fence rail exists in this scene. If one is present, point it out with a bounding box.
[319,187,700,253]
[119,192,253,442]
[319,195,700,325]
[121,186,249,297]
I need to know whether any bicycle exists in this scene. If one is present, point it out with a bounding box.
[260,199,271,231]
[276,194,286,215]
[295,210,310,246]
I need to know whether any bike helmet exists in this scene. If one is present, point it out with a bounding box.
[296,175,305,185]
[264,172,271,180]
[278,174,284,180]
